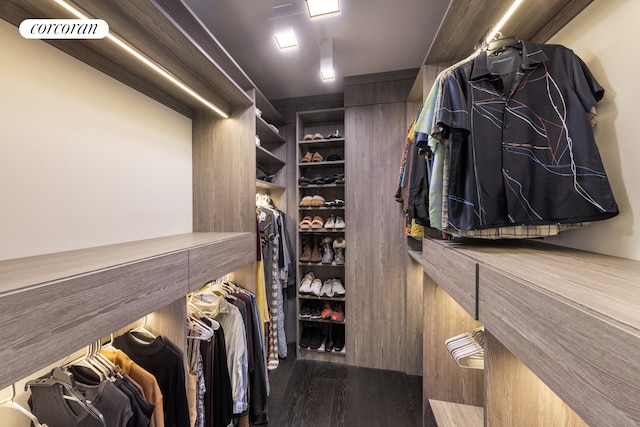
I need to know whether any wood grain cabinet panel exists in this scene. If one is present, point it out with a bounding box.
[188,232,255,292]
[0,232,255,391]
[479,264,640,427]
[0,251,188,389]
[423,239,477,318]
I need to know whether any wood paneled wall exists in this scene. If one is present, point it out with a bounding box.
[192,106,257,291]
[343,71,420,372]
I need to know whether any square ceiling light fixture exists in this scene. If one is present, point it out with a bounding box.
[306,0,341,19]
[274,27,298,50]
[320,38,335,81]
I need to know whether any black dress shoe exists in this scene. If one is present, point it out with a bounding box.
[333,325,345,352]
[324,330,334,351]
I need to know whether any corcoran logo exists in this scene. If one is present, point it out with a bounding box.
[19,19,109,39]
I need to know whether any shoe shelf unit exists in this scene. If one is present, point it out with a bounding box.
[296,108,347,362]
[255,88,286,194]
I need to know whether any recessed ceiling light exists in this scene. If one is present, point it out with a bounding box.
[320,38,334,81]
[306,0,340,19]
[321,68,335,81]
[274,28,298,50]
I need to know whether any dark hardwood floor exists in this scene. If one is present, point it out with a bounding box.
[259,345,423,426]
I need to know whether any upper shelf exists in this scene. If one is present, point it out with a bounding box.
[0,232,255,390]
[0,0,254,118]
[256,116,285,146]
[423,0,594,65]
[255,88,284,126]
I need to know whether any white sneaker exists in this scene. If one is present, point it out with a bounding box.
[334,216,345,229]
[310,278,323,297]
[320,279,334,297]
[299,272,315,294]
[332,278,346,296]
[324,216,336,229]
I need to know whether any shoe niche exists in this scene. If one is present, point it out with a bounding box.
[296,108,347,361]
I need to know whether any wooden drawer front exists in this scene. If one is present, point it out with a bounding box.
[0,252,188,390]
[188,232,255,292]
[478,264,640,427]
[423,239,478,318]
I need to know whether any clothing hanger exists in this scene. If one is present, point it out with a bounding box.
[88,340,118,379]
[1,384,49,427]
[25,367,107,427]
[486,34,522,56]
[187,298,220,330]
[186,314,215,340]
[66,343,108,381]
[444,327,485,369]
[130,315,156,339]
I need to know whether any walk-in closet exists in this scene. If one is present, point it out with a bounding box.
[1,0,639,426]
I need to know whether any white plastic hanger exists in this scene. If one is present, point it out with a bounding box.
[1,384,49,427]
[130,315,157,341]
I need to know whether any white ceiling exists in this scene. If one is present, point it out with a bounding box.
[184,0,452,101]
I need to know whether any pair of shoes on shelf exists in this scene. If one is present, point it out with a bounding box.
[300,235,322,263]
[300,300,323,318]
[323,323,346,352]
[301,151,324,163]
[299,176,312,186]
[321,302,345,322]
[324,198,345,207]
[299,323,324,349]
[299,195,326,207]
[319,278,344,297]
[324,215,345,229]
[326,154,343,161]
[325,130,342,139]
[300,216,324,229]
[303,133,325,141]
[312,173,344,185]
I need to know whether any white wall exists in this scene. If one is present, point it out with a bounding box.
[545,0,640,260]
[0,19,193,261]
[0,18,193,426]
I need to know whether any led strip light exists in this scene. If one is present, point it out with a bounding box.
[53,0,229,118]
[485,0,524,44]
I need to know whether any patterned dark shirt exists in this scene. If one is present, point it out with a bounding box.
[437,41,618,231]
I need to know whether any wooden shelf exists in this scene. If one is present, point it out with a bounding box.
[256,116,284,147]
[256,145,285,170]
[422,0,594,65]
[428,400,483,427]
[256,180,285,192]
[0,232,255,390]
[408,250,424,266]
[423,238,640,427]
[255,88,284,126]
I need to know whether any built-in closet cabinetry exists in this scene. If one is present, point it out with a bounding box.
[255,89,287,201]
[0,0,262,404]
[403,1,612,425]
[421,239,640,427]
[295,108,347,361]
